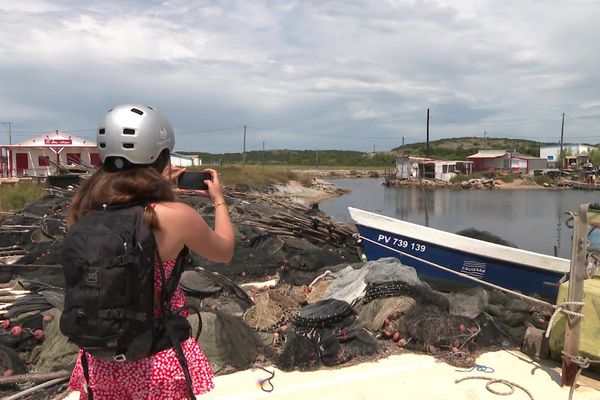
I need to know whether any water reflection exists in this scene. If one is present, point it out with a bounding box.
[320,178,600,259]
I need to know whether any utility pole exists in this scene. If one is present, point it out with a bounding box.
[262,141,265,165]
[373,144,375,153]
[426,108,430,158]
[559,113,565,171]
[242,125,247,164]
[484,130,487,140]
[0,121,11,145]
[402,136,405,154]
[315,149,319,169]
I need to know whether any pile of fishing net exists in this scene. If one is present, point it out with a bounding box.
[275,298,378,371]
[242,285,305,333]
[354,272,514,368]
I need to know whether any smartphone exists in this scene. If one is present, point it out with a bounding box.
[177,171,212,190]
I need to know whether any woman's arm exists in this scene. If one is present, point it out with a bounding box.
[156,168,234,263]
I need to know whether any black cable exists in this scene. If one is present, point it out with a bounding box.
[256,366,275,392]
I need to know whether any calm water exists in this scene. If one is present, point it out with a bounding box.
[319,178,600,259]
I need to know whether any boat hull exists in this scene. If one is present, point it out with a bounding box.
[351,209,569,302]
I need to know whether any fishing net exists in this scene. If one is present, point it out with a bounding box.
[242,286,303,332]
[275,298,378,371]
[357,297,416,332]
[0,344,28,389]
[190,310,261,373]
[242,293,287,332]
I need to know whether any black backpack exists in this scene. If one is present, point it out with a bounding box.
[60,203,198,399]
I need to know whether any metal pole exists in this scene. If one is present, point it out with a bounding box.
[426,109,430,157]
[242,125,247,164]
[1,122,12,177]
[1,121,11,145]
[560,113,565,170]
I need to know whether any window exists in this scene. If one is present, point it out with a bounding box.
[38,156,50,166]
[443,165,448,173]
[90,153,101,167]
[67,153,81,165]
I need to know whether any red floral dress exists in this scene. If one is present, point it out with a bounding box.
[68,260,214,400]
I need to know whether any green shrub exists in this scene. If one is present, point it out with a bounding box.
[198,165,315,191]
[533,175,553,186]
[0,181,46,211]
[450,175,469,184]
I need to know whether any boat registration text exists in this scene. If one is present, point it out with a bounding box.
[376,234,427,253]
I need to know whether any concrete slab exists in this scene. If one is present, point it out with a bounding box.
[201,350,599,400]
[61,350,600,399]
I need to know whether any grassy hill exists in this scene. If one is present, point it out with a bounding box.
[391,137,541,160]
[181,149,397,167]
[179,137,545,167]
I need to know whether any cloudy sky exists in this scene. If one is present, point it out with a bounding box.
[1,0,599,153]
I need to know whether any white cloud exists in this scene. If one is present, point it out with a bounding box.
[0,0,599,151]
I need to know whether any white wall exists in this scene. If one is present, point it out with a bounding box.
[11,147,99,177]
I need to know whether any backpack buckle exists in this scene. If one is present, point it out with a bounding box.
[113,354,127,362]
[84,267,100,287]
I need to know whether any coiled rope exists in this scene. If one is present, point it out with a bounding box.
[455,376,534,400]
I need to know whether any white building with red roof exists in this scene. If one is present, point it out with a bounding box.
[0,130,100,177]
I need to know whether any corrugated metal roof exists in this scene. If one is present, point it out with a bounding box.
[467,152,505,159]
[10,131,95,148]
[171,152,193,160]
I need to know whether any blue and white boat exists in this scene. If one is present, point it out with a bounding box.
[349,207,570,301]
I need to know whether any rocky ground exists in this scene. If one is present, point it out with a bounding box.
[387,177,575,190]
[0,180,562,399]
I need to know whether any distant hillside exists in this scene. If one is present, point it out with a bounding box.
[391,137,541,160]
[178,137,546,166]
[179,149,397,167]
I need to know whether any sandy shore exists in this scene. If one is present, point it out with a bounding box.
[272,179,345,204]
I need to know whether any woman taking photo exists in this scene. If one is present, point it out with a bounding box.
[63,104,234,399]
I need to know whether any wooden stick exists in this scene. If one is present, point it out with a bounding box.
[0,370,71,386]
[561,203,588,387]
[4,377,70,400]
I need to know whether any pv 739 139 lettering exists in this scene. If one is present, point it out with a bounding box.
[376,234,426,253]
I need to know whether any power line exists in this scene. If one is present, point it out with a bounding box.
[564,113,600,132]
[429,113,561,128]
[10,128,97,134]
[176,126,243,135]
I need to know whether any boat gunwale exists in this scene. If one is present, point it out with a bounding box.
[348,207,570,274]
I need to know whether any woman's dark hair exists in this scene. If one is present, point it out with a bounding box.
[68,150,174,227]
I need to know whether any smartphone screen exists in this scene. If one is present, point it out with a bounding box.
[178,171,212,190]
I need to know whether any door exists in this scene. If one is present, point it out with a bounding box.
[15,153,28,175]
[90,153,102,167]
[67,153,81,165]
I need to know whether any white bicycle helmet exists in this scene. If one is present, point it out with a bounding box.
[97,104,174,168]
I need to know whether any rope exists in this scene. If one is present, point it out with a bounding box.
[360,235,575,311]
[562,351,600,400]
[456,364,495,373]
[255,366,275,392]
[545,302,585,338]
[455,376,534,400]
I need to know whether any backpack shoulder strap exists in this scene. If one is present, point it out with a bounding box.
[156,247,191,310]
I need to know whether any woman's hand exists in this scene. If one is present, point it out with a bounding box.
[176,168,225,202]
[191,168,224,200]
[163,165,186,183]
